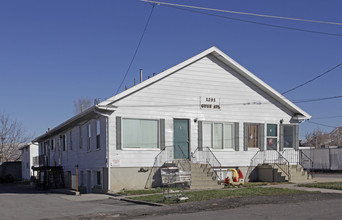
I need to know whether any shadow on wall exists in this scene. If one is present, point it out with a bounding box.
[0,162,22,183]
[245,166,258,182]
[145,167,163,188]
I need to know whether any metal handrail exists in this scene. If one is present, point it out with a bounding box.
[273,150,291,180]
[245,150,263,181]
[174,145,191,172]
[204,147,223,181]
[246,150,291,181]
[145,145,191,188]
[299,150,313,178]
[205,147,221,167]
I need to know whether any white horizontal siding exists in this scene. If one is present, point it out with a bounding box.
[46,116,107,175]
[109,55,295,167]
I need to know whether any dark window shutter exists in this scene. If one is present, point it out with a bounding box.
[116,117,122,150]
[198,121,203,151]
[234,122,239,151]
[279,124,284,151]
[294,124,299,150]
[160,119,165,150]
[243,123,248,151]
[258,124,265,151]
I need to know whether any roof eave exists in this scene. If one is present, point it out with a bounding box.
[33,106,115,142]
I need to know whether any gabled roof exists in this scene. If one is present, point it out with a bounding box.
[35,46,311,142]
[102,46,311,119]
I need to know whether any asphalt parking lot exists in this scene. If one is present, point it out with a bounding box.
[0,184,153,220]
[1,173,342,220]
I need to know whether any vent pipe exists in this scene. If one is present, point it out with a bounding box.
[153,73,156,76]
[140,69,143,83]
[134,78,136,86]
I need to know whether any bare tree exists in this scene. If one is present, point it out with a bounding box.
[73,98,92,114]
[305,129,331,148]
[0,113,31,162]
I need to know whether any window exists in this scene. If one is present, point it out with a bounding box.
[43,141,48,155]
[267,124,277,150]
[96,120,100,149]
[50,139,54,151]
[79,126,83,149]
[96,171,101,185]
[55,137,59,151]
[61,135,66,151]
[69,130,73,151]
[247,124,258,148]
[122,119,159,148]
[203,122,234,149]
[87,124,91,151]
[213,123,223,149]
[283,125,296,148]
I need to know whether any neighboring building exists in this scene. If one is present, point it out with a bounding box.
[33,47,311,192]
[19,143,38,181]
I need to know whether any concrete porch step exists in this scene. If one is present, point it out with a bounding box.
[189,162,222,190]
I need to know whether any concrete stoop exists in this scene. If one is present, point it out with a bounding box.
[189,163,222,190]
[258,164,313,183]
[173,160,222,190]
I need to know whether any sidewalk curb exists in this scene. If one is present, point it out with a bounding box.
[109,197,164,206]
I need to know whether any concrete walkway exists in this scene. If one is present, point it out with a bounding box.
[263,183,342,194]
[290,173,342,184]
[263,173,342,194]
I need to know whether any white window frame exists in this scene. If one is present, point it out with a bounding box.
[69,130,73,151]
[122,118,160,150]
[266,124,278,150]
[283,124,296,149]
[87,123,91,151]
[245,123,260,149]
[96,119,101,150]
[203,121,235,150]
[79,126,83,149]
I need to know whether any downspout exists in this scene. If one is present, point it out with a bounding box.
[93,108,111,192]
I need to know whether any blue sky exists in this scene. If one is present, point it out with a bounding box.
[1,0,341,139]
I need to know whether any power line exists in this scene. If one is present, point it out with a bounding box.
[142,0,342,26]
[146,1,342,38]
[115,4,155,94]
[314,115,342,120]
[292,95,342,103]
[282,62,342,95]
[306,121,337,128]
